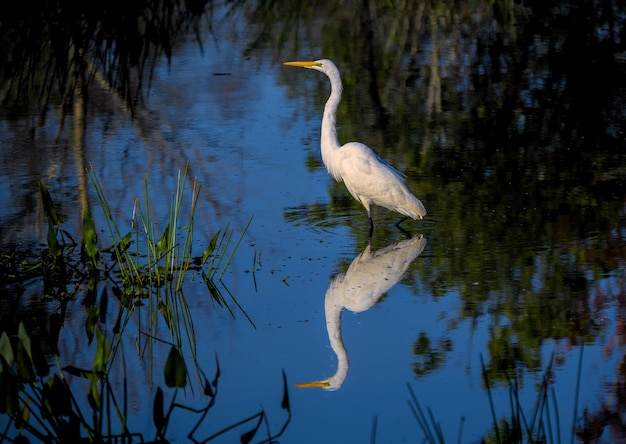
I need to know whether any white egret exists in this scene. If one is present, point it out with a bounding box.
[295,235,427,390]
[284,59,426,234]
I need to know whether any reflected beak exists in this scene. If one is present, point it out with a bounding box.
[294,380,330,388]
[284,61,322,68]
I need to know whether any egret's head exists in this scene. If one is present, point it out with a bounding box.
[283,59,336,74]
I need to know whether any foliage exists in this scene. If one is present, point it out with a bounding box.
[0,322,291,443]
[408,352,579,443]
[0,172,289,442]
[0,0,213,118]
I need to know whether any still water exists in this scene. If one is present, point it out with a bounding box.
[2,1,626,442]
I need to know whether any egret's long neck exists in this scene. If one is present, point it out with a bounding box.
[320,73,343,178]
[324,278,349,389]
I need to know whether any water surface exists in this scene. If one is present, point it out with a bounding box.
[2,1,626,442]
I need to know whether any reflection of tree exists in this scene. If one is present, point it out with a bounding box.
[0,0,214,246]
[264,0,626,383]
[0,0,211,118]
[412,332,452,377]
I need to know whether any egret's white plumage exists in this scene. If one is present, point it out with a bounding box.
[284,59,426,232]
[295,235,427,390]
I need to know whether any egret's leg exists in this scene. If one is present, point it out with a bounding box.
[364,204,374,237]
[395,216,409,228]
[394,217,412,238]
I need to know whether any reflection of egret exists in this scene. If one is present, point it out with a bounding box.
[284,59,426,234]
[296,235,427,390]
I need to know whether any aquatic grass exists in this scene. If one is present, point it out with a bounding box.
[2,171,270,441]
[88,164,254,388]
[88,163,251,296]
[407,382,447,444]
[0,322,290,443]
[410,352,580,443]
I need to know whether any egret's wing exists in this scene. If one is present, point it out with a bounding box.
[340,142,426,219]
[340,142,407,189]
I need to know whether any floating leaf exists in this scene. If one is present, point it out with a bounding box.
[164,346,187,388]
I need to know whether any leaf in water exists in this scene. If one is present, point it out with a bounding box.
[118,231,133,254]
[205,352,220,397]
[240,415,263,444]
[85,305,99,345]
[158,300,173,331]
[281,369,290,411]
[16,326,35,382]
[0,331,14,367]
[0,364,20,414]
[153,387,165,433]
[39,181,63,225]
[201,230,221,265]
[88,378,101,411]
[203,375,214,397]
[110,232,132,261]
[93,328,110,375]
[46,223,61,260]
[16,400,30,430]
[16,343,35,382]
[164,346,187,388]
[82,207,99,267]
[156,223,172,256]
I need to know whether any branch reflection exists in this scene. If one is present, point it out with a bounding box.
[296,235,427,390]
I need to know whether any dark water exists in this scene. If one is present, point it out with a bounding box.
[2,1,626,442]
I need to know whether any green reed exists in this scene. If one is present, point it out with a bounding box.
[408,352,581,444]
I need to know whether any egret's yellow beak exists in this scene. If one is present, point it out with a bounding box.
[284,61,322,68]
[294,380,330,388]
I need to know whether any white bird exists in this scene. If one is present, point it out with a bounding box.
[284,59,426,234]
[295,235,427,390]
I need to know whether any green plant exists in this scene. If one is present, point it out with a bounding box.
[408,351,583,444]
[0,322,291,443]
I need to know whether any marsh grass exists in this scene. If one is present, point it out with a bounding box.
[0,322,291,443]
[86,163,254,386]
[408,351,585,444]
[0,169,291,442]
